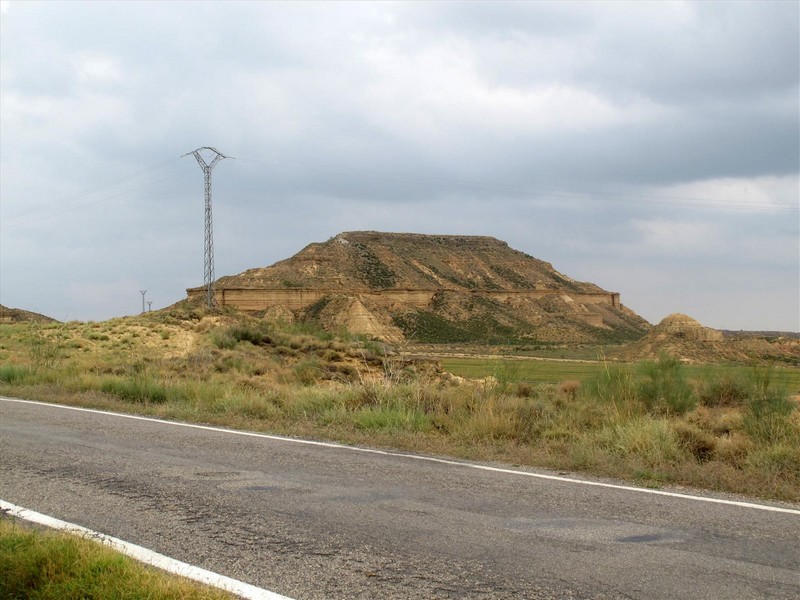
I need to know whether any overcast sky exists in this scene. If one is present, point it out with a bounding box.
[1,0,798,331]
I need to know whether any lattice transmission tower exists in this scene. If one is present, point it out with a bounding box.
[184,147,230,309]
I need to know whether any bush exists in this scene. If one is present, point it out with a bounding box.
[558,380,581,401]
[100,377,168,404]
[293,359,322,386]
[0,364,30,384]
[596,417,685,466]
[672,422,716,463]
[514,400,555,442]
[355,407,431,432]
[745,443,800,482]
[638,355,695,415]
[582,365,638,417]
[209,324,273,349]
[209,329,237,350]
[697,373,749,407]
[742,388,796,443]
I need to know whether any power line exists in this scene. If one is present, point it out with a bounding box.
[4,157,183,221]
[3,167,195,226]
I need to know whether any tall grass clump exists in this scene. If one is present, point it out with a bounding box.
[581,364,638,419]
[742,386,796,443]
[100,376,169,404]
[596,417,685,466]
[0,364,31,384]
[355,406,432,433]
[638,354,695,415]
[26,323,62,371]
[696,370,749,407]
[210,323,273,349]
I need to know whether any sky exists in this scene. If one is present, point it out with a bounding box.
[1,0,798,331]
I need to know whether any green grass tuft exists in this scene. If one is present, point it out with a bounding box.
[0,518,231,599]
[100,377,169,404]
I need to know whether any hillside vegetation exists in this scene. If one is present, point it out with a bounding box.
[1,305,798,502]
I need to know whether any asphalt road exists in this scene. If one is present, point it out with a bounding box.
[1,397,799,599]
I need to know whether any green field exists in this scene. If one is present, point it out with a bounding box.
[441,357,800,393]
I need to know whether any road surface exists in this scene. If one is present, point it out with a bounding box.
[1,397,798,599]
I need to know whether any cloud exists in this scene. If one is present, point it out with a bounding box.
[0,1,797,329]
[633,219,720,255]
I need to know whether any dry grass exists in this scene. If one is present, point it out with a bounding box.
[1,309,799,502]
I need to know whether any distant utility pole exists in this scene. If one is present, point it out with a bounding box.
[183,147,231,309]
[147,301,153,312]
[139,290,147,314]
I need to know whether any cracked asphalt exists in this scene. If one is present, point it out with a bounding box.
[1,398,799,599]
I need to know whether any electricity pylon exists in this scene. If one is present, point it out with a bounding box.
[184,147,230,309]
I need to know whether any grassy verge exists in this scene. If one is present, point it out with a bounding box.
[0,517,232,599]
[1,311,799,503]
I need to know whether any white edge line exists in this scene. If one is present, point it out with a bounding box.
[0,499,294,600]
[3,396,800,516]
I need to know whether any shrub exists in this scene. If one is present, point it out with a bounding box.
[286,388,342,419]
[582,364,638,418]
[355,407,431,432]
[672,422,716,463]
[596,417,685,466]
[558,380,581,401]
[713,433,752,465]
[26,323,62,370]
[293,359,322,386]
[209,324,272,349]
[209,329,236,350]
[742,387,796,443]
[697,373,749,407]
[514,400,554,442]
[745,443,800,479]
[0,364,30,384]
[515,382,533,398]
[638,355,695,415]
[100,377,168,404]
[235,394,283,420]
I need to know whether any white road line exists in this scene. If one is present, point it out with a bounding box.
[3,396,800,516]
[0,499,294,600]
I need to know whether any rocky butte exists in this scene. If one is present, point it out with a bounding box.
[187,231,650,344]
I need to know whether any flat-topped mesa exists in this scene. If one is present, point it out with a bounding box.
[198,231,610,293]
[187,231,647,343]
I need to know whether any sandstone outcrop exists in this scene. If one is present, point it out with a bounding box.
[616,313,800,364]
[650,313,724,342]
[187,231,651,344]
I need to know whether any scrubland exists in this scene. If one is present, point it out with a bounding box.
[1,304,798,502]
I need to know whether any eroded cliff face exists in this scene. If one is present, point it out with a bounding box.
[187,232,651,344]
